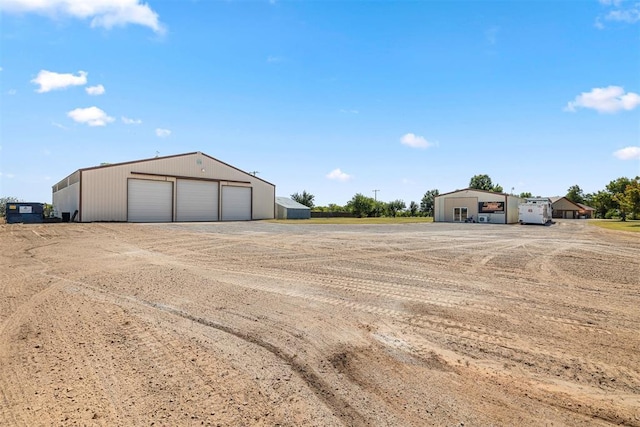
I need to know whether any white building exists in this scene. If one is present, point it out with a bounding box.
[52,151,275,222]
[434,188,521,224]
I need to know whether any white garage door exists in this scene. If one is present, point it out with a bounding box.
[221,186,251,221]
[128,179,173,222]
[176,180,219,222]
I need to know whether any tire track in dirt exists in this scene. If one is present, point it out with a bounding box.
[137,300,369,427]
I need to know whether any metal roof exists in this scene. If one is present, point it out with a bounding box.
[276,197,311,210]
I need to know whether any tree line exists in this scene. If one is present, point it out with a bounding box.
[292,174,640,220]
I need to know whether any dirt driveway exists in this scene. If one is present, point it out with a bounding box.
[1,220,638,426]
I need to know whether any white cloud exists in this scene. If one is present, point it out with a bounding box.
[67,106,114,126]
[613,146,640,160]
[122,116,142,125]
[85,84,105,95]
[155,128,171,138]
[339,109,359,114]
[596,0,640,28]
[400,133,435,149]
[0,172,16,179]
[32,70,87,93]
[2,0,165,34]
[326,168,352,182]
[8,89,17,95]
[564,86,640,113]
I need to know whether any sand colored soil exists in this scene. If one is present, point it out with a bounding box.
[1,220,638,426]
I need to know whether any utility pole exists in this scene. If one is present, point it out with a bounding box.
[249,171,259,176]
[372,189,380,201]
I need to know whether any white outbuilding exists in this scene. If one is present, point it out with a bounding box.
[52,151,275,222]
[434,188,521,224]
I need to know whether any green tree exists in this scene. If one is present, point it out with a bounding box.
[409,201,418,216]
[387,200,406,217]
[420,189,439,216]
[519,192,533,198]
[566,185,585,204]
[469,174,502,192]
[346,193,375,218]
[469,174,493,191]
[0,196,22,218]
[606,177,635,212]
[590,190,613,219]
[290,190,315,208]
[614,178,640,220]
[606,177,633,196]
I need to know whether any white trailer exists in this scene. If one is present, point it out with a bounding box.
[518,198,552,225]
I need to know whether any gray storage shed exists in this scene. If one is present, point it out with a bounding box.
[276,197,311,219]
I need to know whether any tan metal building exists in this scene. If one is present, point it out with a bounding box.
[52,151,275,222]
[434,188,521,224]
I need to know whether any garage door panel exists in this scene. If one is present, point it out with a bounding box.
[128,179,173,222]
[222,186,251,221]
[177,180,218,222]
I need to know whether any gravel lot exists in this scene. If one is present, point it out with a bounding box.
[1,220,639,426]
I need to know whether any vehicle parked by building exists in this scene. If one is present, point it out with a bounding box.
[518,198,553,225]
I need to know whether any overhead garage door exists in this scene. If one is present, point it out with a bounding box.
[221,186,251,221]
[128,179,173,222]
[176,179,219,222]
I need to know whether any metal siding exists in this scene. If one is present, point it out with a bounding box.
[251,179,276,219]
[222,186,251,221]
[176,179,219,221]
[60,152,275,221]
[443,197,478,222]
[128,179,173,222]
[52,181,80,219]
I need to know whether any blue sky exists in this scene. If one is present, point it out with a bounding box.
[1,0,639,207]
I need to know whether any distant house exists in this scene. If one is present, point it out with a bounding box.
[276,197,311,219]
[550,197,595,219]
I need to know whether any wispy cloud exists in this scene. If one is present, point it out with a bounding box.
[326,168,352,182]
[485,26,499,45]
[400,133,435,149]
[7,89,17,95]
[122,116,142,125]
[85,84,105,95]
[596,0,640,28]
[267,55,283,63]
[613,146,640,160]
[67,106,114,126]
[51,121,69,130]
[32,70,87,93]
[156,128,171,138]
[339,109,359,114]
[0,172,16,179]
[1,0,165,34]
[564,86,640,113]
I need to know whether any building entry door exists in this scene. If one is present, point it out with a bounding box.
[453,207,468,222]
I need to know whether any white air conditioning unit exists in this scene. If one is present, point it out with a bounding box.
[478,215,489,223]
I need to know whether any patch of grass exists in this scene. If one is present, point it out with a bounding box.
[267,217,434,225]
[588,219,640,233]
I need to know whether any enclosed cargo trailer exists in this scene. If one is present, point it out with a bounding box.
[518,198,552,225]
